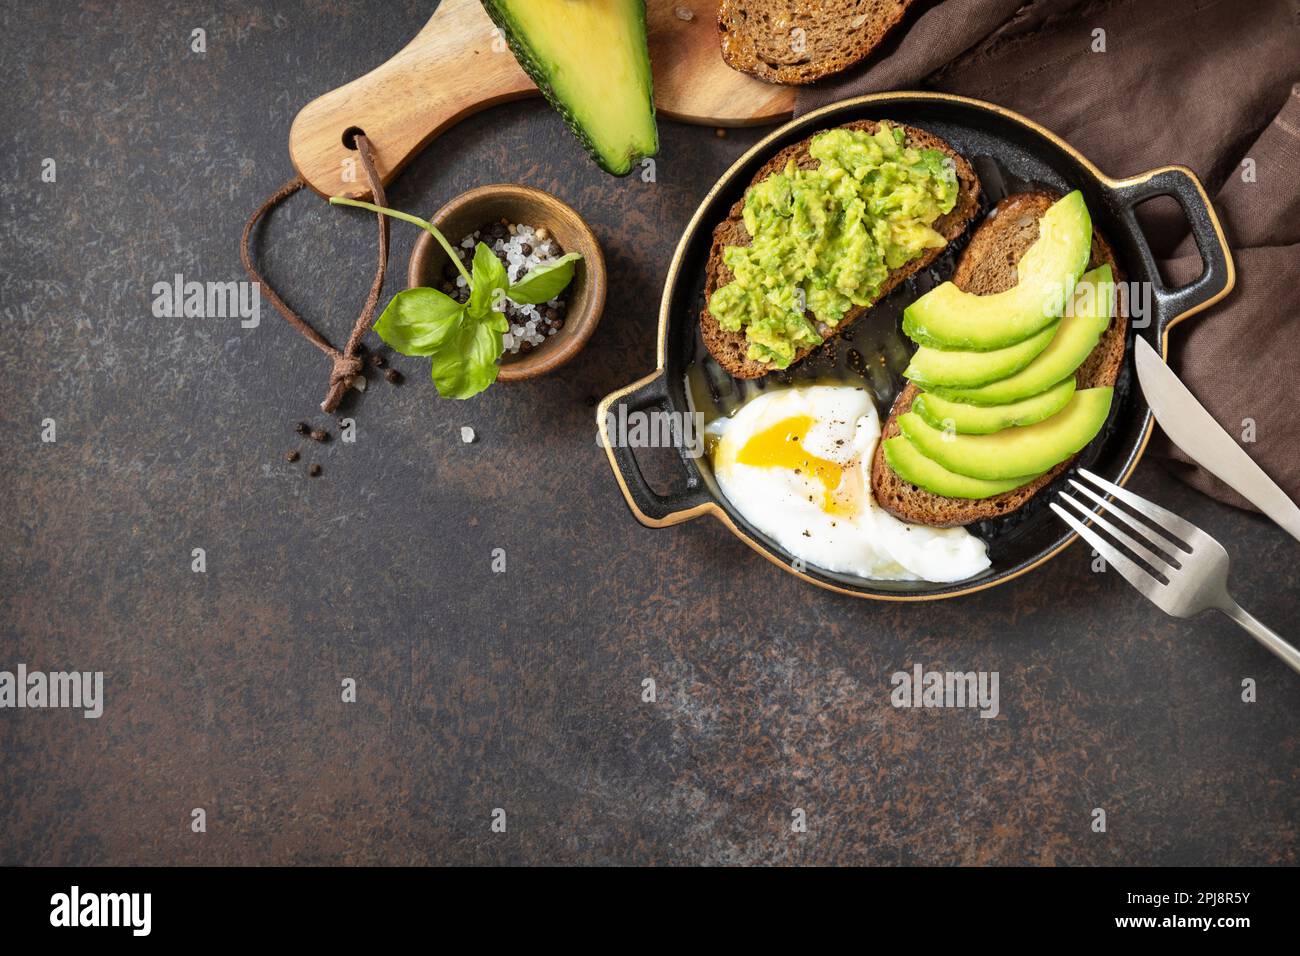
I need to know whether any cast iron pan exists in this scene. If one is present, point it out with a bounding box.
[597,93,1234,601]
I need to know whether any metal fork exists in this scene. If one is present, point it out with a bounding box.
[1051,468,1300,676]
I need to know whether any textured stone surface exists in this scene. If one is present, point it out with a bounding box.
[0,1,1296,866]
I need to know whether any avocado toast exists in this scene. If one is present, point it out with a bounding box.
[871,191,1129,527]
[701,120,981,379]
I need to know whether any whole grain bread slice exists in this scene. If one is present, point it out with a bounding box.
[869,191,1129,527]
[701,119,980,379]
[718,0,916,85]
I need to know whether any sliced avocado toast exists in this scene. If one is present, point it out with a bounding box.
[870,191,1128,527]
[481,0,658,175]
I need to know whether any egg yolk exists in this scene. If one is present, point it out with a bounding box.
[735,414,854,514]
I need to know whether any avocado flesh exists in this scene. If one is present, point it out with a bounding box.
[929,266,1115,406]
[482,0,658,176]
[884,436,1041,499]
[913,377,1077,434]
[903,191,1093,350]
[905,320,1060,389]
[898,387,1114,480]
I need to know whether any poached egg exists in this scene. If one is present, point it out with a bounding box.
[707,385,990,583]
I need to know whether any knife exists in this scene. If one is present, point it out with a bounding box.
[1135,336,1300,544]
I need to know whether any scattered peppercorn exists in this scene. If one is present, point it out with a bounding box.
[310,428,329,443]
[385,368,402,384]
[295,422,309,435]
[286,450,300,463]
[308,464,322,477]
[370,352,386,368]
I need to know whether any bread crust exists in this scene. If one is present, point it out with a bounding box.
[717,0,916,85]
[700,120,981,379]
[869,191,1129,527]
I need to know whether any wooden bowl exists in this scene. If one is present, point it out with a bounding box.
[407,185,606,381]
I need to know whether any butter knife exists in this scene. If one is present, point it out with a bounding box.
[1135,336,1300,544]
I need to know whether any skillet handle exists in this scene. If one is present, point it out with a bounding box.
[1107,166,1234,333]
[597,371,712,528]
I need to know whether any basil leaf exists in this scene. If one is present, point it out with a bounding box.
[486,302,509,334]
[428,316,503,400]
[372,287,465,356]
[506,252,582,305]
[467,242,508,319]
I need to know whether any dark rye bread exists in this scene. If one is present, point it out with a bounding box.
[870,191,1129,527]
[718,0,915,85]
[701,120,980,379]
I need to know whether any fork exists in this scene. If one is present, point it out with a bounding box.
[1051,468,1300,676]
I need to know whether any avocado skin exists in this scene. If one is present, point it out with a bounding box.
[481,0,659,176]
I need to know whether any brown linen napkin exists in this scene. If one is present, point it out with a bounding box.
[796,0,1300,510]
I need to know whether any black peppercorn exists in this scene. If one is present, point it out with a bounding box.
[308,464,322,477]
[286,450,300,463]
[385,368,402,384]
[310,429,329,443]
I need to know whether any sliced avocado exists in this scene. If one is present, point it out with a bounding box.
[913,377,1077,434]
[897,387,1114,480]
[903,191,1093,350]
[905,320,1060,389]
[884,436,1040,499]
[482,0,658,176]
[929,266,1114,406]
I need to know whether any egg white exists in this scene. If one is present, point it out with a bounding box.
[707,385,991,584]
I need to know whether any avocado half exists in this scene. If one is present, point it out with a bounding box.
[481,0,659,176]
[903,191,1093,350]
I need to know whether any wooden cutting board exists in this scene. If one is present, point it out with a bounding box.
[288,0,796,197]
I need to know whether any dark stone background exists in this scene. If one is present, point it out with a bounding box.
[1,1,1296,866]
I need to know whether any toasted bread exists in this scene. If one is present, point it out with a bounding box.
[870,191,1129,527]
[701,120,980,379]
[718,0,915,85]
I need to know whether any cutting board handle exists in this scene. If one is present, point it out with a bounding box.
[289,0,535,199]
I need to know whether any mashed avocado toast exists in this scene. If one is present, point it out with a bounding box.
[701,120,980,378]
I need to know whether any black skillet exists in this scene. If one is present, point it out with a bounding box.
[597,93,1234,601]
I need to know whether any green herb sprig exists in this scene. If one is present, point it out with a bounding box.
[330,196,581,399]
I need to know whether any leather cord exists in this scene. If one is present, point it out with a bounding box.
[239,133,390,413]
